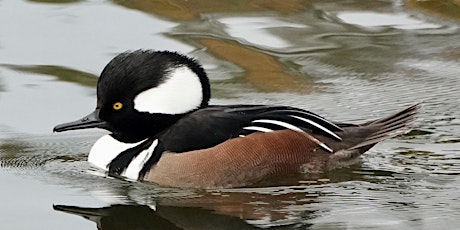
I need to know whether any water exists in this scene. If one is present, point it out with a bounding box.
[1,0,460,229]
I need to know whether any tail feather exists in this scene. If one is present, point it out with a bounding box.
[350,103,420,150]
[369,103,419,126]
[371,122,409,137]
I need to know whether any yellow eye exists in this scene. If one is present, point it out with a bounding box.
[113,102,123,110]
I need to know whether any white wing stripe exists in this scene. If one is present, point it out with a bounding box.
[243,126,274,133]
[287,110,343,130]
[319,143,333,152]
[252,119,303,132]
[252,119,334,153]
[303,132,334,153]
[290,115,342,141]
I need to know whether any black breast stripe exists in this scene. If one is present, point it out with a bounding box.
[108,138,155,176]
[138,141,165,180]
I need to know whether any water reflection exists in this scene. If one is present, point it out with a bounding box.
[113,0,460,94]
[1,64,97,88]
[112,0,314,21]
[51,160,460,229]
[53,183,324,229]
[113,0,322,93]
[197,38,316,93]
[28,0,82,3]
[337,12,440,30]
[54,205,183,230]
[406,0,460,20]
[54,204,262,230]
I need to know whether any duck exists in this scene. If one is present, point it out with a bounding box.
[54,50,419,189]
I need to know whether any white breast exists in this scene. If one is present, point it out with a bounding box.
[88,135,143,171]
[88,135,160,180]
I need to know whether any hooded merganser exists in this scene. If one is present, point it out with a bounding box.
[54,50,419,189]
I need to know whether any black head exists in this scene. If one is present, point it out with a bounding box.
[54,50,211,143]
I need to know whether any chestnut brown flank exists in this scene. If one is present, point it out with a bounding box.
[145,130,329,189]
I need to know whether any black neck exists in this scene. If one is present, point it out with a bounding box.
[110,113,186,143]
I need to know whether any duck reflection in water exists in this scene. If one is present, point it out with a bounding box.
[53,203,305,230]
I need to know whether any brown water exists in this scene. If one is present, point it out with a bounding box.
[1,0,460,229]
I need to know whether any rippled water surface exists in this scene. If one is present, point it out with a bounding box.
[1,0,460,229]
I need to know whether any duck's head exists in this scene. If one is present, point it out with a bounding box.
[54,50,211,143]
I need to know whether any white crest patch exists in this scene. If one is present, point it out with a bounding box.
[123,139,158,180]
[88,135,145,170]
[134,66,203,114]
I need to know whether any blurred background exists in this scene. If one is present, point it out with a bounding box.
[0,0,459,229]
